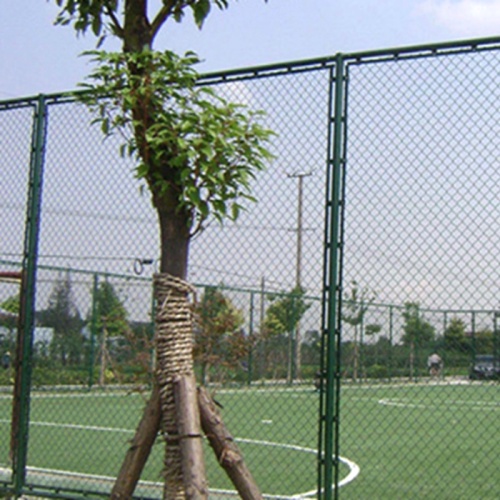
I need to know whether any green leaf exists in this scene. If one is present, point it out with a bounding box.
[101,117,109,135]
[77,48,275,234]
[192,0,211,28]
[91,15,102,36]
[230,203,241,220]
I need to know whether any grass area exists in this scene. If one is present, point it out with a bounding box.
[0,387,321,498]
[1,381,499,498]
[339,382,500,499]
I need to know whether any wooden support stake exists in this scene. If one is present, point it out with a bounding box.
[173,374,208,499]
[197,387,263,500]
[110,384,161,500]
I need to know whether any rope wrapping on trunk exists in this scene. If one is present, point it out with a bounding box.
[154,273,196,500]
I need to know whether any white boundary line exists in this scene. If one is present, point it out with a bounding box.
[0,419,360,498]
[378,398,500,411]
[0,419,132,433]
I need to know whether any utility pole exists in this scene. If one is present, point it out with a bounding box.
[288,171,312,381]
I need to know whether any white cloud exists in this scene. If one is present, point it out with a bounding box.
[416,0,500,37]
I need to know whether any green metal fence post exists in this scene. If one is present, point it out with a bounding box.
[150,279,156,386]
[389,306,394,380]
[319,53,346,500]
[493,311,499,367]
[88,273,99,388]
[471,311,476,362]
[11,94,48,498]
[248,291,254,386]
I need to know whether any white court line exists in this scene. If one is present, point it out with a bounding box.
[0,420,360,498]
[0,419,132,433]
[0,391,136,400]
[235,438,360,498]
[378,398,500,411]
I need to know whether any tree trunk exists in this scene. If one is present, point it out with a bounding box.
[112,205,203,499]
[198,387,263,500]
[155,273,204,500]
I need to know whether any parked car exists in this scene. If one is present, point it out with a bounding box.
[469,354,500,381]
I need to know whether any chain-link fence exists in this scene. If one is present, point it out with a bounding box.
[1,60,332,499]
[336,42,500,499]
[1,37,500,499]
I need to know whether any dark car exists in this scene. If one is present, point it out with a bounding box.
[469,355,500,381]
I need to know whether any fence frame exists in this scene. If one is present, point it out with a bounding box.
[1,34,500,499]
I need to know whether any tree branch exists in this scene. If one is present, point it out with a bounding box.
[151,2,175,42]
[105,2,125,38]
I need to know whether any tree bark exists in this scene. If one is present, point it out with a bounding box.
[112,205,196,498]
[198,387,263,500]
[110,384,161,499]
[173,374,208,499]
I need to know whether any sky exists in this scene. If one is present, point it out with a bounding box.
[1,0,499,321]
[2,0,500,99]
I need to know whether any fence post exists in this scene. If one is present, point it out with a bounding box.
[493,311,499,366]
[471,311,476,361]
[247,292,254,386]
[11,94,48,497]
[88,273,99,388]
[150,279,156,384]
[287,294,294,385]
[319,53,346,500]
[388,306,394,380]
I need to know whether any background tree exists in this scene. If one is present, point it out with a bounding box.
[474,329,494,354]
[401,302,435,379]
[342,280,376,381]
[194,287,248,384]
[261,286,310,383]
[0,294,19,353]
[0,294,20,315]
[443,317,469,353]
[54,2,273,497]
[93,280,130,385]
[38,273,84,366]
[301,329,321,372]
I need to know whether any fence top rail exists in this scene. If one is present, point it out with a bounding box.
[2,259,498,317]
[341,35,500,64]
[2,35,500,108]
[0,97,37,110]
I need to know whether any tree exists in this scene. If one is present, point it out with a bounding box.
[342,280,376,381]
[95,280,129,337]
[38,273,84,366]
[194,287,248,384]
[1,294,20,315]
[474,329,494,354]
[93,280,130,385]
[443,317,469,353]
[54,2,273,498]
[401,302,435,379]
[0,295,19,352]
[261,286,310,383]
